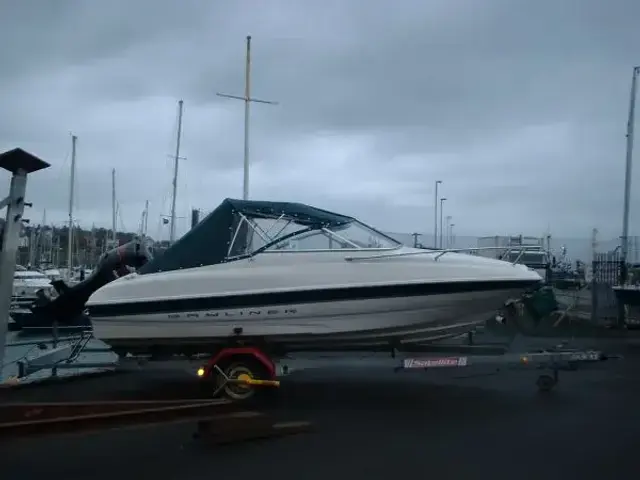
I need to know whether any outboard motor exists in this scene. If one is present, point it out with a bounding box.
[29,240,153,327]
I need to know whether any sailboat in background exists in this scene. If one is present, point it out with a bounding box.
[56,134,78,283]
[152,99,185,252]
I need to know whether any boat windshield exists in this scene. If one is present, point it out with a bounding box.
[138,198,403,275]
[228,216,401,258]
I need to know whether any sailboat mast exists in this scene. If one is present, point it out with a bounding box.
[38,209,47,265]
[216,37,278,200]
[28,227,36,266]
[621,66,639,282]
[67,135,77,275]
[111,168,117,245]
[144,200,149,237]
[170,100,184,244]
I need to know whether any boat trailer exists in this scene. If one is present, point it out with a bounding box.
[199,339,623,400]
[4,328,623,400]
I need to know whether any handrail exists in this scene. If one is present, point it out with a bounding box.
[344,245,547,264]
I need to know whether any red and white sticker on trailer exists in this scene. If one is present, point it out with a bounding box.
[403,356,468,369]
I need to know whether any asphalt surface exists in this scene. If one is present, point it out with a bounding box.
[2,338,640,480]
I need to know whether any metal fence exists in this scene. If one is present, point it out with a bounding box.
[551,250,624,326]
[590,251,623,326]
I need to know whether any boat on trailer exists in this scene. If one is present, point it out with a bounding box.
[613,285,640,307]
[86,198,542,357]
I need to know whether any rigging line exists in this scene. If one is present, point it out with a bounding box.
[168,100,180,158]
[73,156,80,213]
[41,148,71,225]
[156,189,171,241]
[117,201,127,233]
[155,215,162,242]
[53,146,71,183]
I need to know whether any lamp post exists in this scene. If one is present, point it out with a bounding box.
[433,180,442,248]
[445,215,452,247]
[0,148,50,379]
[439,197,447,248]
[449,223,455,248]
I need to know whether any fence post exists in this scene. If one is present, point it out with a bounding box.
[617,260,628,328]
[591,260,599,324]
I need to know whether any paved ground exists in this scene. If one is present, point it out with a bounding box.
[2,337,640,480]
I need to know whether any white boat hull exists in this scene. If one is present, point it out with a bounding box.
[91,287,528,355]
[86,202,543,356]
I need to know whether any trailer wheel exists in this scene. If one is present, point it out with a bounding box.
[536,374,557,392]
[214,356,270,402]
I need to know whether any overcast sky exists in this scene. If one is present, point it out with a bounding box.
[1,0,639,242]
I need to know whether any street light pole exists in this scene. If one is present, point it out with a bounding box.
[434,180,442,248]
[439,197,447,249]
[445,215,452,247]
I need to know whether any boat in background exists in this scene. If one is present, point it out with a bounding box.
[613,283,640,327]
[41,267,63,283]
[10,241,152,334]
[474,235,550,279]
[12,266,55,309]
[87,198,542,357]
[613,285,640,307]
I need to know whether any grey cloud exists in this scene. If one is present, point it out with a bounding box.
[0,1,214,80]
[0,0,638,246]
[243,0,640,134]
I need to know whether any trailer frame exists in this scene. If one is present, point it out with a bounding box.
[5,328,623,399]
[199,334,622,400]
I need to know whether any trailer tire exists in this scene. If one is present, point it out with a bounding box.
[214,355,273,403]
[536,374,556,392]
